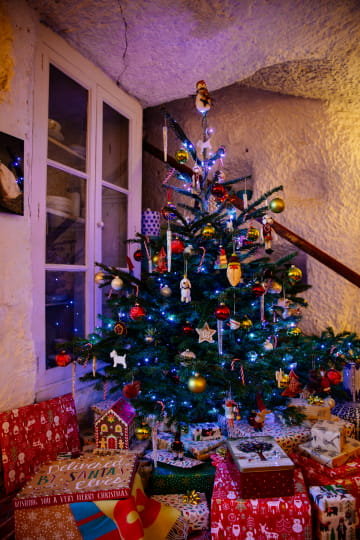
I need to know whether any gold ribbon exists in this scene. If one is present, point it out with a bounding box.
[183,490,201,505]
[307,395,323,405]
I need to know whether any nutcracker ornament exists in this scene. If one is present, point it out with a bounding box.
[261,214,277,253]
[171,430,185,460]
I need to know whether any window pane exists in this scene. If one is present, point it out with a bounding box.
[48,64,87,172]
[102,187,127,267]
[102,103,128,188]
[46,166,86,264]
[45,271,85,369]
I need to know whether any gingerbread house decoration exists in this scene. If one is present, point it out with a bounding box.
[94,397,135,450]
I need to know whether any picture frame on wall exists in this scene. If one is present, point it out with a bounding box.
[0,131,24,215]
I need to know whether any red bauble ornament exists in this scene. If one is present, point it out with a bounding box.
[182,321,195,335]
[325,368,342,385]
[214,303,231,320]
[130,302,146,320]
[171,237,185,254]
[211,183,227,201]
[133,249,144,261]
[55,350,72,367]
[252,283,266,297]
[123,380,141,399]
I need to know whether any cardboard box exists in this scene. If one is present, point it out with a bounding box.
[14,452,138,509]
[226,436,295,498]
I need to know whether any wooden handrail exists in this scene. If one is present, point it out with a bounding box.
[143,140,360,288]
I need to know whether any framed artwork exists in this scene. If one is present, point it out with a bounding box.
[0,131,24,215]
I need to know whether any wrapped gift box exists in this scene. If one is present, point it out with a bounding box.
[210,453,312,540]
[189,422,222,441]
[157,431,225,459]
[298,437,360,468]
[311,419,347,453]
[218,416,313,454]
[152,492,209,532]
[226,436,295,498]
[290,452,360,481]
[148,460,216,500]
[333,402,360,440]
[309,485,356,540]
[289,398,333,421]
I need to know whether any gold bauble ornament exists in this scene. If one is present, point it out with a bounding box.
[111,276,123,290]
[288,265,302,283]
[188,373,207,393]
[152,253,160,265]
[269,197,285,213]
[247,227,260,242]
[175,148,189,164]
[94,271,106,285]
[201,223,216,238]
[160,285,172,297]
[240,315,253,330]
[135,423,151,440]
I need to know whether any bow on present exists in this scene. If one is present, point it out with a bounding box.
[307,395,323,405]
[183,490,201,505]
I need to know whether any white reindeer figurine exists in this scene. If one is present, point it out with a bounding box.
[110,350,127,369]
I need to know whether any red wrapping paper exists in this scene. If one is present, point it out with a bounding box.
[210,454,312,540]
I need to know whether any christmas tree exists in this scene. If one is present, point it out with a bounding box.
[75,81,359,432]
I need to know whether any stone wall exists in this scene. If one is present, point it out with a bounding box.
[143,84,360,336]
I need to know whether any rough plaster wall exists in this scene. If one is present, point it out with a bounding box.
[0,0,37,410]
[143,84,360,337]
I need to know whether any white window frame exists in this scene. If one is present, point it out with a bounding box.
[31,27,142,400]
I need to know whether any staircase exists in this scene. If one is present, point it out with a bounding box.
[143,140,360,288]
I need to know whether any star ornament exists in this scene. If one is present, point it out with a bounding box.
[196,322,216,343]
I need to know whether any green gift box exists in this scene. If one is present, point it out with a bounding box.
[148,461,216,502]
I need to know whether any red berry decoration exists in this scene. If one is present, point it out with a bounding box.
[133,249,144,261]
[252,283,266,297]
[55,350,72,367]
[130,302,146,320]
[171,237,185,254]
[214,303,231,320]
[123,380,141,399]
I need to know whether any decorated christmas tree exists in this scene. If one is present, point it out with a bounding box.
[74,81,359,432]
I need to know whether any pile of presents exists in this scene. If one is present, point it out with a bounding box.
[2,394,360,539]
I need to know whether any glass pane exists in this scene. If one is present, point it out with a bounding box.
[46,166,86,264]
[102,187,128,267]
[48,64,87,172]
[102,102,128,188]
[45,270,85,369]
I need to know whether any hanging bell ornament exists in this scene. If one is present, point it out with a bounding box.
[288,265,302,283]
[214,303,231,320]
[111,276,123,290]
[175,148,189,164]
[94,271,106,285]
[227,253,242,287]
[269,197,285,213]
[188,373,207,393]
[201,223,216,238]
[130,302,146,320]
